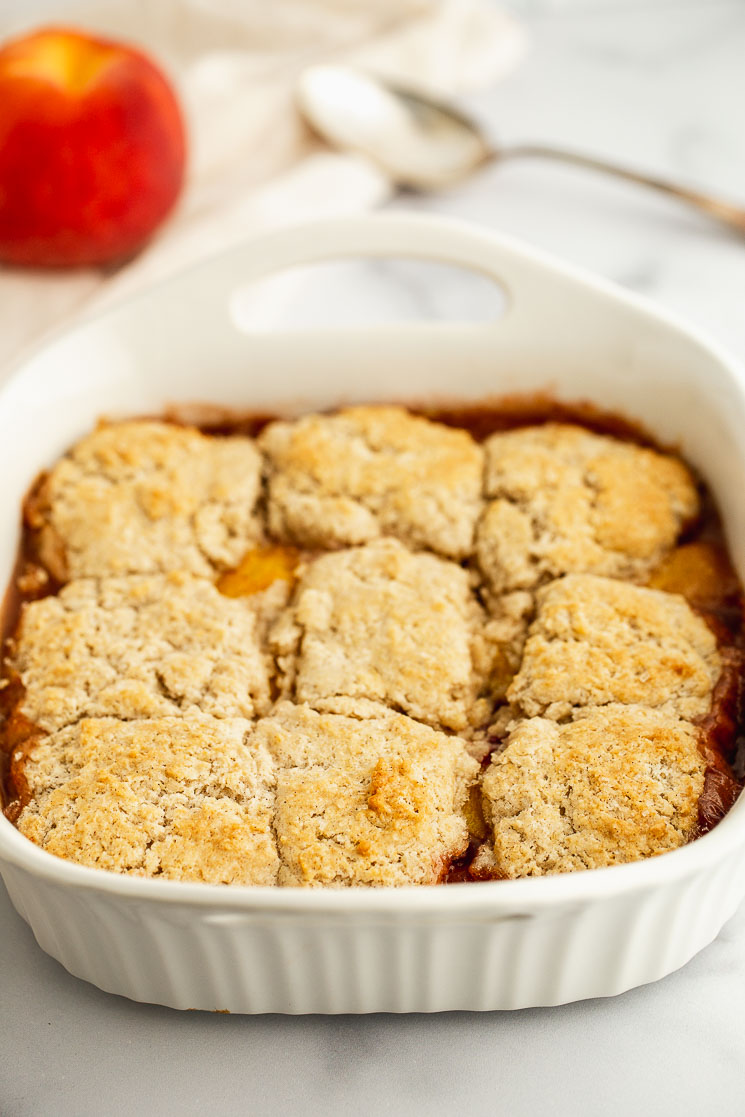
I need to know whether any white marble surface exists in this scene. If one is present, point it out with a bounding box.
[3,2,745,1115]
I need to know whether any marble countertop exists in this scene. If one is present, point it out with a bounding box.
[3,2,745,1114]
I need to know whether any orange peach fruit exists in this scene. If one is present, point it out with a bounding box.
[0,26,186,267]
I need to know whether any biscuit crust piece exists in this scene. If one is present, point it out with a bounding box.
[8,572,273,731]
[481,707,707,877]
[476,424,699,593]
[14,716,278,885]
[270,538,495,732]
[252,702,478,887]
[508,574,720,721]
[259,406,483,559]
[30,421,262,581]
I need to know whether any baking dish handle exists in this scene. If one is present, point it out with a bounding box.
[192,213,590,329]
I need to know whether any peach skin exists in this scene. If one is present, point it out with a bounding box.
[0,26,186,267]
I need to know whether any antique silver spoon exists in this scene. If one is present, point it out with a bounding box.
[297,65,745,235]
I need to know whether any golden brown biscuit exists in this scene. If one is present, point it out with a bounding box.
[8,571,273,731]
[15,715,278,884]
[30,421,262,580]
[259,406,483,559]
[481,706,706,877]
[269,538,497,732]
[254,702,478,887]
[508,574,720,721]
[476,424,699,593]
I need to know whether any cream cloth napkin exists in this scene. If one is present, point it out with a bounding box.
[0,0,526,371]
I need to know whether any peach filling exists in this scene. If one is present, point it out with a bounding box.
[217,545,299,598]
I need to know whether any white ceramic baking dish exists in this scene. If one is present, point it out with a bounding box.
[1,213,745,1014]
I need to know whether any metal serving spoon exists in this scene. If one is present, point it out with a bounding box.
[297,65,745,236]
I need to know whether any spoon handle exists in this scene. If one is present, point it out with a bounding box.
[500,143,745,235]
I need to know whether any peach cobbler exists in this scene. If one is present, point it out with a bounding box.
[1,404,742,886]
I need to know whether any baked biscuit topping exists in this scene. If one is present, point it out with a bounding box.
[476,423,699,594]
[508,574,720,722]
[259,406,483,559]
[481,707,707,877]
[3,409,741,885]
[8,571,273,730]
[14,715,278,884]
[29,421,263,580]
[11,704,478,887]
[254,703,478,887]
[270,538,497,732]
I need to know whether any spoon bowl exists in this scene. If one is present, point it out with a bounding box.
[297,65,491,190]
[297,64,745,235]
